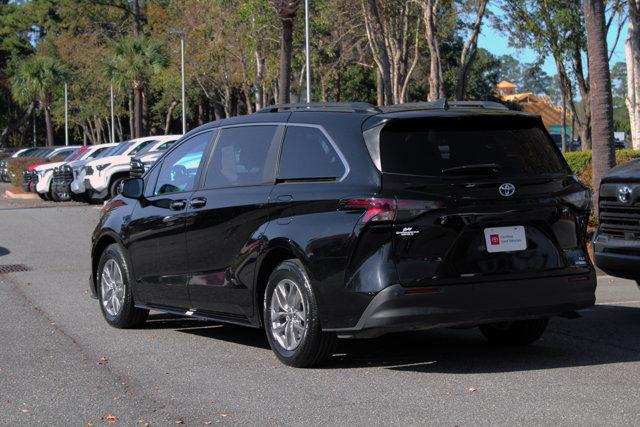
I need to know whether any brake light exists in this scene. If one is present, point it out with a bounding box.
[341,198,397,223]
[340,197,445,223]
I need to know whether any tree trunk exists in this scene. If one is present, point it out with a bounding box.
[132,0,142,36]
[455,0,489,101]
[420,0,446,101]
[128,90,135,139]
[116,114,124,141]
[362,0,393,106]
[254,47,265,110]
[626,0,640,150]
[142,89,148,135]
[133,82,143,138]
[376,68,384,106]
[584,0,616,219]
[277,18,294,104]
[43,99,54,147]
[164,100,178,134]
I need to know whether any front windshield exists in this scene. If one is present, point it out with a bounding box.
[135,140,161,156]
[109,140,134,156]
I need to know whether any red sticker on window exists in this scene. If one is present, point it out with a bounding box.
[490,234,500,245]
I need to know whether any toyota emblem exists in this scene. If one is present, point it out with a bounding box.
[618,186,633,204]
[499,183,516,197]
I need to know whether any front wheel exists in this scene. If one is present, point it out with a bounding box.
[263,260,336,368]
[109,177,125,199]
[479,318,549,346]
[97,243,148,328]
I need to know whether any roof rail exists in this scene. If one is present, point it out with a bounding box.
[382,99,509,113]
[256,102,381,114]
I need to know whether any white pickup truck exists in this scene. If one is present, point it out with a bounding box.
[35,144,116,200]
[76,135,181,202]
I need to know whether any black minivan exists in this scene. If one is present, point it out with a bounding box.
[91,101,596,367]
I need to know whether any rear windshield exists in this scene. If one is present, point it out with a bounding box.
[378,117,569,177]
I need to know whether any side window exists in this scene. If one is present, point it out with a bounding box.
[154,132,212,195]
[205,125,279,189]
[278,126,345,180]
[156,140,177,151]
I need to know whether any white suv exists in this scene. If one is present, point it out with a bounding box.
[78,135,181,201]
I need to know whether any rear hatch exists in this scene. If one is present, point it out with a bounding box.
[365,114,592,287]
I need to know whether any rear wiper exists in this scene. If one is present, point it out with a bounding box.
[441,163,502,175]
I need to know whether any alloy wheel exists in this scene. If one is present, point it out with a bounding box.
[101,259,125,316]
[270,278,307,351]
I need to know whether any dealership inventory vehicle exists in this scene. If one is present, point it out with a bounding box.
[22,146,81,193]
[80,135,181,201]
[593,159,640,286]
[91,101,596,367]
[129,139,179,178]
[42,143,117,201]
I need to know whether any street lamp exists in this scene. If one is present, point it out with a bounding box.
[64,82,69,146]
[304,0,311,103]
[171,30,187,134]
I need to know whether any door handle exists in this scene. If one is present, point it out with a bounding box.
[169,200,187,211]
[190,197,207,209]
[276,195,293,202]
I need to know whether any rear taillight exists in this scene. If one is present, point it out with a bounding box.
[340,198,397,223]
[340,197,444,223]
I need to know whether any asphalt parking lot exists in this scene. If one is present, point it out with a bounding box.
[2,190,640,425]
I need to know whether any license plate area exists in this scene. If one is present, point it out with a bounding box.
[484,226,527,253]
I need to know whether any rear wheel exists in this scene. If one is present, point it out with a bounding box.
[97,243,148,328]
[479,318,549,346]
[263,260,336,368]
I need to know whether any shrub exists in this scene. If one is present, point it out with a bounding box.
[563,151,592,175]
[7,157,50,188]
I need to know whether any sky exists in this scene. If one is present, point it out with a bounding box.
[477,6,628,80]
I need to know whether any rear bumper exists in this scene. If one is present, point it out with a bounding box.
[326,273,596,338]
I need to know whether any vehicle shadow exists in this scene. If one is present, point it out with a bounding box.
[0,246,10,256]
[153,305,640,372]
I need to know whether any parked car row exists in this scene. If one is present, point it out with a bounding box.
[8,135,181,203]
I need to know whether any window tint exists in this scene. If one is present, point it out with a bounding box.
[86,147,110,160]
[278,126,345,180]
[110,141,133,156]
[379,117,569,177]
[205,125,279,188]
[154,132,211,195]
[155,140,177,151]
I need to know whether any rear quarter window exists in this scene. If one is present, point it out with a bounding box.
[278,126,345,181]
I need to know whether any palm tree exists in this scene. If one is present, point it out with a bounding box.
[269,0,302,104]
[583,0,616,217]
[11,54,68,146]
[106,36,168,138]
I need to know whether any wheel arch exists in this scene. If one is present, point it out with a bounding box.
[254,242,308,327]
[91,232,123,295]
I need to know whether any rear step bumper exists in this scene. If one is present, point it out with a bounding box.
[326,274,596,338]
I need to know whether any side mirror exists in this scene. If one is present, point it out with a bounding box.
[121,178,144,199]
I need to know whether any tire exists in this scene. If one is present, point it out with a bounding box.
[109,177,125,199]
[49,184,60,202]
[479,318,549,346]
[37,192,48,201]
[263,259,336,368]
[96,243,148,328]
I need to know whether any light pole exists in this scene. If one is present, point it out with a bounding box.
[110,84,115,144]
[64,82,69,146]
[304,0,311,103]
[180,33,186,134]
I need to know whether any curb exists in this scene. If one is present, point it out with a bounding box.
[4,189,38,200]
